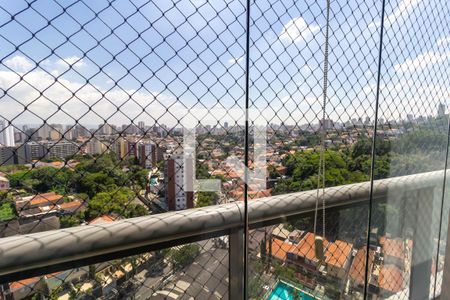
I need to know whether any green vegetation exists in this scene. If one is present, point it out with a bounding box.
[275,128,448,195]
[86,188,147,219]
[6,153,148,224]
[168,244,200,270]
[0,191,15,222]
[0,202,15,222]
[195,191,219,208]
[272,261,298,283]
[274,150,368,195]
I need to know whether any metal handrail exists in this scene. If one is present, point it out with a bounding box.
[0,170,444,283]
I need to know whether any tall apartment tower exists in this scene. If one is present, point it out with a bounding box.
[0,119,15,147]
[165,149,194,211]
[37,124,52,140]
[115,137,128,159]
[138,142,162,169]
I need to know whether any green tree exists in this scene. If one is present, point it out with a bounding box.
[0,202,16,221]
[60,212,85,228]
[86,188,146,219]
[195,191,219,208]
[168,244,200,270]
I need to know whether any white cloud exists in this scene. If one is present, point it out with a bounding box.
[394,52,449,73]
[394,36,450,74]
[437,36,450,47]
[56,56,86,68]
[369,0,422,29]
[279,17,319,44]
[0,67,249,127]
[228,56,244,65]
[4,55,34,72]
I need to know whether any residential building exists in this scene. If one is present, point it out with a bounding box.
[86,139,107,155]
[324,240,353,279]
[49,129,62,141]
[288,232,329,269]
[349,248,375,290]
[380,236,405,268]
[115,137,128,159]
[64,125,73,140]
[0,119,15,147]
[137,142,159,169]
[0,147,16,165]
[73,125,90,138]
[98,123,113,135]
[268,238,293,261]
[89,215,118,225]
[165,149,193,211]
[37,124,52,140]
[46,140,79,159]
[16,142,46,163]
[378,264,404,296]
[15,192,65,211]
[5,277,44,300]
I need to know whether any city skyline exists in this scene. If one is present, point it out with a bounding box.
[1,0,449,127]
[1,102,446,131]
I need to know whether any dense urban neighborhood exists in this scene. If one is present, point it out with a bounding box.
[0,108,447,299]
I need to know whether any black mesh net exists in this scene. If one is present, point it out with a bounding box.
[1,0,450,299]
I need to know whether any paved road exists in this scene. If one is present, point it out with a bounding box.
[149,247,229,299]
[121,240,227,299]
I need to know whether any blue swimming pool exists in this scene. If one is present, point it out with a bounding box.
[268,281,316,300]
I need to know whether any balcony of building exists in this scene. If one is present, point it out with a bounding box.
[1,0,450,299]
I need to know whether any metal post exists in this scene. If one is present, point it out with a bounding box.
[439,212,450,299]
[409,188,434,300]
[229,228,244,300]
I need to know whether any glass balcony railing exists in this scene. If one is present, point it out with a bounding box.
[1,172,449,299]
[1,0,450,299]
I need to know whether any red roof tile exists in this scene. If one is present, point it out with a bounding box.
[325,240,353,268]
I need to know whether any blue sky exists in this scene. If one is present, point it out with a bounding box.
[0,0,449,128]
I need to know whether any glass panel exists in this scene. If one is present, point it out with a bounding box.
[248,0,381,299]
[249,209,370,300]
[0,0,246,236]
[1,238,228,300]
[370,0,450,298]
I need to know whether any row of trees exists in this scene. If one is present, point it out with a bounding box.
[274,128,448,195]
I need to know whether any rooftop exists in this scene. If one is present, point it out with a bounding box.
[349,248,375,286]
[324,240,353,268]
[378,264,404,293]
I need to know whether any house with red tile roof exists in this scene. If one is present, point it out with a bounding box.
[8,277,44,300]
[380,236,405,268]
[378,264,404,296]
[293,232,329,268]
[89,215,119,225]
[15,192,64,211]
[324,240,353,279]
[349,248,375,289]
[267,238,295,261]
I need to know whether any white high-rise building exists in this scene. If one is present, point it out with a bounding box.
[0,119,15,147]
[164,148,193,211]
